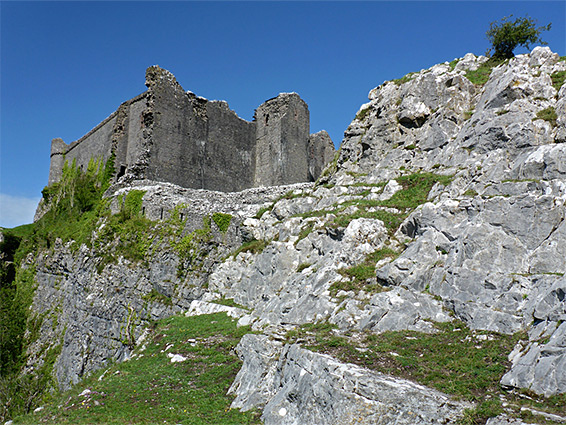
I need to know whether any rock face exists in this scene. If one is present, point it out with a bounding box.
[47,66,334,193]
[22,47,566,423]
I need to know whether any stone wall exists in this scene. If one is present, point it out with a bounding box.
[47,66,334,193]
[254,93,310,186]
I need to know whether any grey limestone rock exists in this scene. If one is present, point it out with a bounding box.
[230,334,472,424]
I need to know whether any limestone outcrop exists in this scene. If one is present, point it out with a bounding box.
[17,47,566,424]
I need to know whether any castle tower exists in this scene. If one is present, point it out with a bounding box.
[254,93,310,187]
[48,138,67,186]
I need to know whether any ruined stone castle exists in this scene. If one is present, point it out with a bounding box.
[48,66,335,192]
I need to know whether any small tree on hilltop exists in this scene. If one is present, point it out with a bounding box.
[487,15,551,59]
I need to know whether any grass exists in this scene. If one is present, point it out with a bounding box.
[142,288,173,306]
[294,221,315,246]
[551,70,566,91]
[254,190,306,219]
[392,72,416,86]
[212,212,232,233]
[355,106,371,121]
[296,262,312,273]
[301,172,452,237]
[232,239,269,258]
[12,313,261,425]
[287,320,566,424]
[465,58,506,85]
[449,58,460,71]
[333,248,399,295]
[210,297,249,311]
[535,106,558,127]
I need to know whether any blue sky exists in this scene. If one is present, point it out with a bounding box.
[1,1,564,228]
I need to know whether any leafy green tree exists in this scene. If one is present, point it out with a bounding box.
[487,15,551,59]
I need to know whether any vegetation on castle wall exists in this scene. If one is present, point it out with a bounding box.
[121,190,145,219]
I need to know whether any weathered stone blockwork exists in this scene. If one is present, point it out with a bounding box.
[47,66,334,192]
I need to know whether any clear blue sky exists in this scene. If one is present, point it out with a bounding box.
[1,1,564,228]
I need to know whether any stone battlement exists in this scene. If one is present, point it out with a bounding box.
[48,66,335,192]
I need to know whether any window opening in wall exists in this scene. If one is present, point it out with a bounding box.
[117,165,127,179]
[160,208,164,220]
[265,114,269,125]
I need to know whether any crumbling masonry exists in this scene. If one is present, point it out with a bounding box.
[48,66,335,192]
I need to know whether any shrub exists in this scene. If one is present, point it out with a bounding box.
[486,15,551,59]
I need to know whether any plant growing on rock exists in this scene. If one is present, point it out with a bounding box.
[486,15,551,59]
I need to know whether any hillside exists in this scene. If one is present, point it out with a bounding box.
[2,46,566,425]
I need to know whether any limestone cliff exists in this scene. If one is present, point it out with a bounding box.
[5,47,566,424]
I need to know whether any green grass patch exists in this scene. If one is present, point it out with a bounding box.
[465,58,506,85]
[448,58,460,71]
[304,172,451,236]
[142,288,172,306]
[254,190,306,219]
[122,190,145,219]
[296,263,312,273]
[294,221,315,246]
[380,172,453,210]
[12,313,261,425]
[210,297,249,311]
[535,106,558,127]
[232,239,269,258]
[212,212,232,233]
[355,106,371,121]
[332,248,398,295]
[551,70,566,91]
[392,72,416,86]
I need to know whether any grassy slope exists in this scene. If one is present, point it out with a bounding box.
[13,313,261,425]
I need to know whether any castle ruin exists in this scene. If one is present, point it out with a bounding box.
[48,66,335,192]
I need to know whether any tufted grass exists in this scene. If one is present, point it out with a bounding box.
[12,313,261,425]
